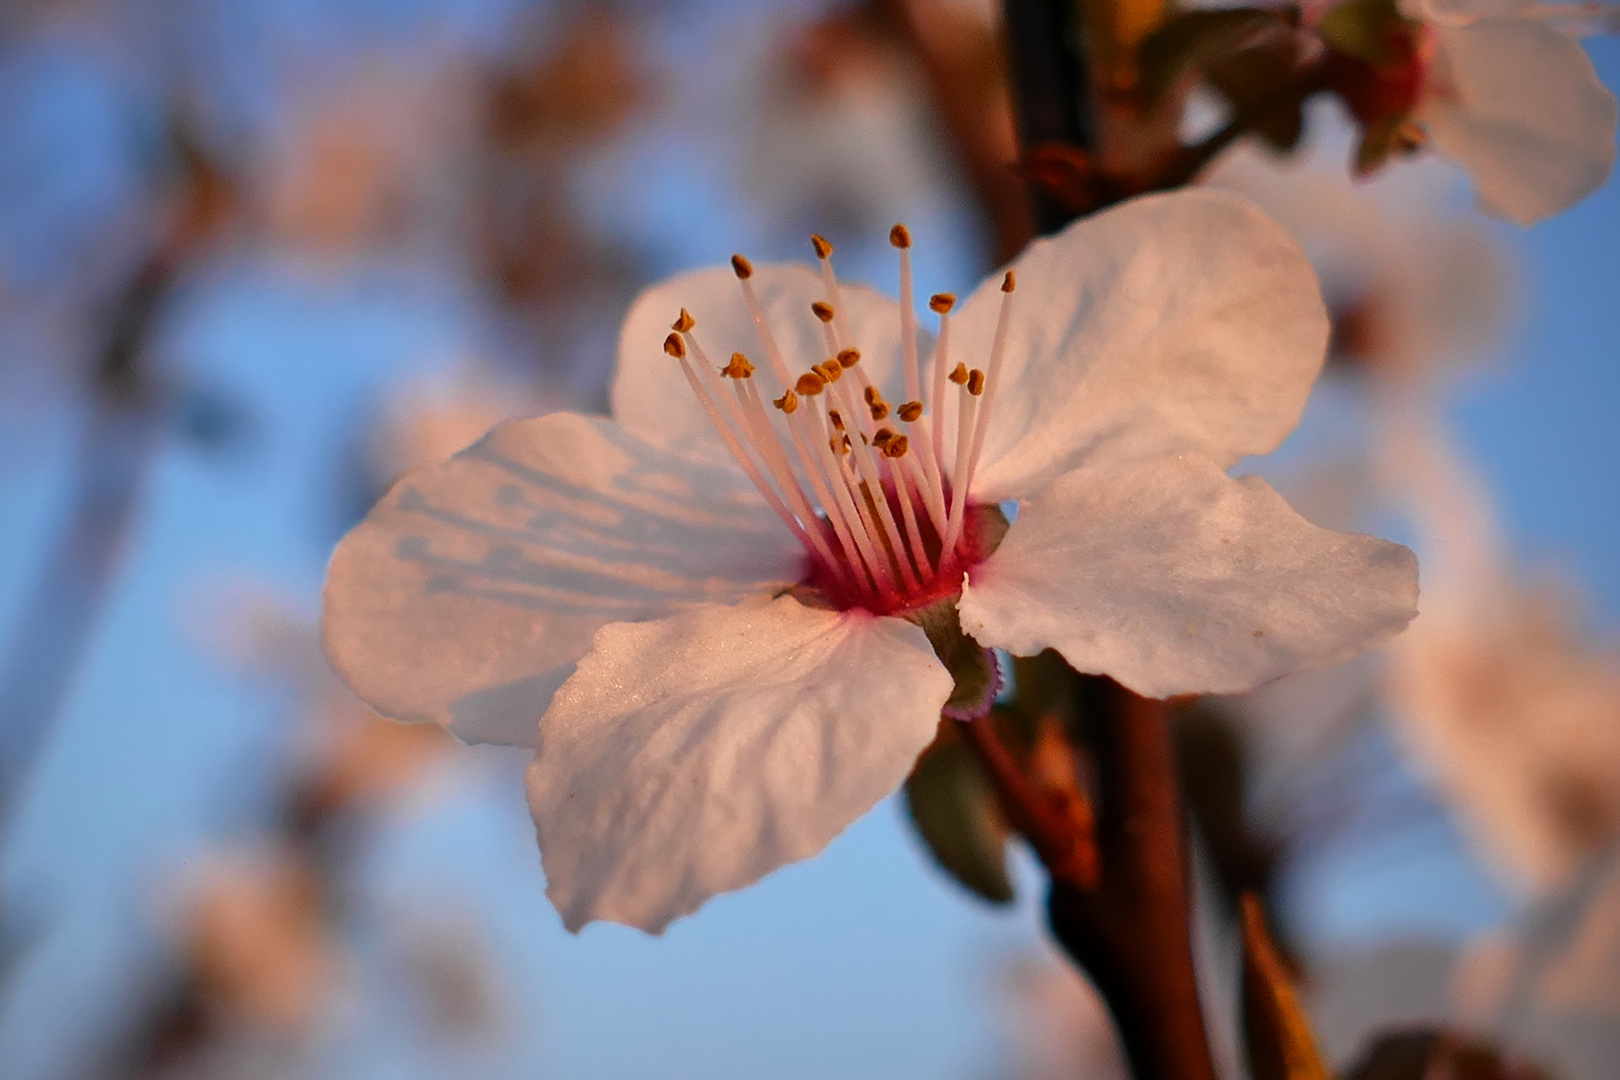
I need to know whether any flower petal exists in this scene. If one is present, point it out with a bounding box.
[527,594,952,933]
[1422,20,1618,226]
[943,190,1328,502]
[323,413,802,747]
[957,453,1419,699]
[612,263,908,466]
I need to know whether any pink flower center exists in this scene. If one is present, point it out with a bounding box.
[662,227,1016,617]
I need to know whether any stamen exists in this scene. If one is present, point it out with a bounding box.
[948,362,969,384]
[884,434,932,584]
[673,309,695,333]
[774,389,798,414]
[812,236,856,352]
[680,326,848,587]
[945,271,1016,561]
[722,352,755,379]
[796,371,826,396]
[892,223,922,404]
[732,252,797,388]
[663,333,685,359]
[811,301,835,324]
[837,348,861,368]
[929,294,954,470]
[898,401,922,423]
[666,340,818,563]
[810,234,833,260]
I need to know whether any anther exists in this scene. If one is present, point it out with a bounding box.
[813,360,842,383]
[882,434,910,459]
[811,234,833,259]
[1001,270,1016,293]
[863,386,881,406]
[889,223,912,249]
[968,369,986,395]
[948,362,969,385]
[828,409,845,431]
[731,254,754,279]
[837,348,861,368]
[663,333,686,359]
[811,301,835,324]
[869,401,890,421]
[672,309,695,332]
[722,352,755,379]
[898,401,923,423]
[795,371,827,396]
[929,293,955,314]
[873,427,897,447]
[774,389,799,414]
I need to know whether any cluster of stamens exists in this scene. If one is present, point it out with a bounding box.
[662,225,1015,613]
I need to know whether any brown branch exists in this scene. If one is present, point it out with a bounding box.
[955,712,1099,890]
[1048,677,1219,1080]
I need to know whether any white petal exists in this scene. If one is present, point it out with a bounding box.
[1422,20,1618,225]
[957,453,1419,698]
[612,263,908,466]
[944,190,1328,502]
[323,413,802,747]
[1400,0,1534,25]
[527,594,951,933]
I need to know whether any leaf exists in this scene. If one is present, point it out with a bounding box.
[1241,893,1332,1080]
[1137,8,1287,104]
[1318,0,1407,66]
[904,721,1015,904]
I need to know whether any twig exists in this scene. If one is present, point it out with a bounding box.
[955,712,1100,889]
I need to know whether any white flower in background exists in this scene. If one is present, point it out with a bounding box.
[170,845,346,1038]
[323,190,1419,933]
[1320,0,1618,224]
[1379,411,1620,893]
[1208,137,1513,381]
[1404,0,1619,224]
[1454,850,1620,1080]
[365,361,541,486]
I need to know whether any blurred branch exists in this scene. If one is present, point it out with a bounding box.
[1001,0,1094,230]
[0,122,232,834]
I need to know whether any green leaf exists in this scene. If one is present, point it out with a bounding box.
[1318,0,1407,65]
[903,722,1015,904]
[1137,8,1287,104]
[1242,894,1332,1080]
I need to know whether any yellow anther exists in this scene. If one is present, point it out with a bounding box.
[948,362,969,385]
[663,333,686,359]
[774,389,799,414]
[731,254,754,280]
[873,427,897,447]
[929,293,956,314]
[837,348,860,368]
[672,309,695,332]
[869,401,890,421]
[811,301,835,324]
[863,385,882,406]
[1001,270,1016,293]
[889,223,912,249]
[898,401,922,423]
[968,368,986,395]
[795,371,826,396]
[814,360,842,383]
[883,434,910,459]
[828,409,845,431]
[722,352,755,379]
[811,234,833,259]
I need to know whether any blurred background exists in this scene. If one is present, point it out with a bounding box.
[0,1,1615,1077]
